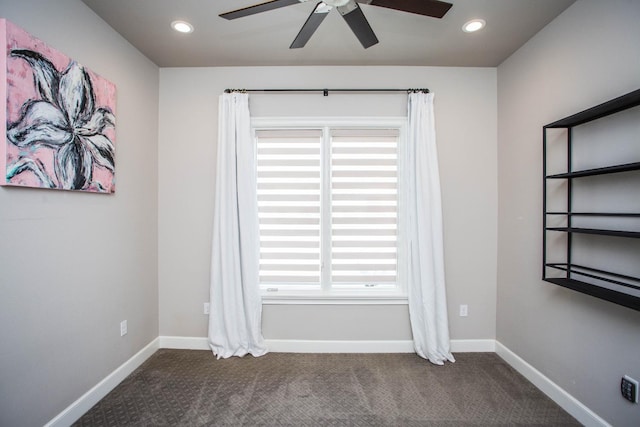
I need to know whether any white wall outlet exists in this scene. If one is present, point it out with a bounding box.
[120,320,127,336]
[203,302,210,315]
[459,304,468,317]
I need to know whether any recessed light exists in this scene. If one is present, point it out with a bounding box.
[462,19,485,33]
[171,20,194,34]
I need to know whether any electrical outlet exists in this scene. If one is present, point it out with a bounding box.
[459,304,468,317]
[621,375,638,403]
[120,320,127,337]
[203,302,210,315]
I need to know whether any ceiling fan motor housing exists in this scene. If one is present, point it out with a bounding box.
[323,0,351,6]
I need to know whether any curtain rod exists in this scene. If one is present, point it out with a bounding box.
[224,88,429,97]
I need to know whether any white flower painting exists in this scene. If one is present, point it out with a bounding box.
[1,19,116,193]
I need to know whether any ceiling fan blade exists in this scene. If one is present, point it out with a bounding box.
[338,3,379,49]
[357,0,452,18]
[220,0,302,20]
[290,2,332,49]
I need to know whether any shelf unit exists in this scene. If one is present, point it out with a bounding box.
[543,88,640,311]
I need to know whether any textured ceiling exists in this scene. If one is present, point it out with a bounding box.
[81,0,575,67]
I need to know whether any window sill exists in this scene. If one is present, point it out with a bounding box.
[261,292,408,305]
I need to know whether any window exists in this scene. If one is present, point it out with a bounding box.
[254,118,406,301]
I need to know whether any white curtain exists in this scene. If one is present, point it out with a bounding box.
[208,92,267,359]
[403,92,455,365]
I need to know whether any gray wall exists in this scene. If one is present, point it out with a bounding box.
[159,66,498,342]
[496,1,640,426]
[0,1,159,426]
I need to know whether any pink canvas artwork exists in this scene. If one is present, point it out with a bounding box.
[0,19,116,193]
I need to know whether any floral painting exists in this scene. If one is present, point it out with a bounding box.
[1,19,116,193]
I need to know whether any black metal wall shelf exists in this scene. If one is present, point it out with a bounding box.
[546,212,640,217]
[543,88,640,311]
[546,227,640,239]
[544,88,640,128]
[545,162,640,179]
[544,277,640,312]
[546,263,640,288]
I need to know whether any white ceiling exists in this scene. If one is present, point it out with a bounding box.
[81,0,575,68]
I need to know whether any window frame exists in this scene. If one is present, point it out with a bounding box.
[252,116,408,305]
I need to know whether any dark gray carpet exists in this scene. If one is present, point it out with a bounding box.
[74,350,580,426]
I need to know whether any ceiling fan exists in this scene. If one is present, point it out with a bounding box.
[220,0,453,49]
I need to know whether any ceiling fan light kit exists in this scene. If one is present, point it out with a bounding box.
[324,0,350,6]
[220,0,453,49]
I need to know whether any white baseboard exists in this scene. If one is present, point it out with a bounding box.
[450,339,495,352]
[495,341,610,427]
[266,339,414,353]
[158,336,495,354]
[159,335,210,350]
[45,337,160,427]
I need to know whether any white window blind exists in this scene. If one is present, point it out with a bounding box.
[256,129,322,287]
[255,126,399,293]
[330,129,398,288]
